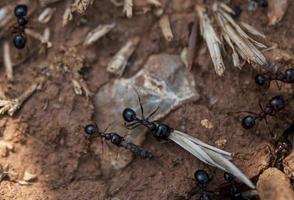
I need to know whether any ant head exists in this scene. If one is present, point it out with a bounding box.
[276,140,292,154]
[194,170,209,185]
[270,95,285,111]
[224,172,234,182]
[285,69,294,83]
[15,5,28,17]
[13,34,26,49]
[84,124,98,135]
[241,116,255,129]
[255,74,268,86]
[122,108,137,122]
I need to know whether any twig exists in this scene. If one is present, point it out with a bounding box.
[3,42,13,80]
[71,0,94,15]
[0,83,41,116]
[38,7,56,24]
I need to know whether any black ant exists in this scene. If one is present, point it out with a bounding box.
[224,172,244,200]
[255,68,294,89]
[84,123,154,160]
[241,95,286,130]
[13,5,28,49]
[271,124,293,171]
[122,91,172,141]
[194,170,213,200]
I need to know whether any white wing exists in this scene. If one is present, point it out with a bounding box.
[169,130,255,189]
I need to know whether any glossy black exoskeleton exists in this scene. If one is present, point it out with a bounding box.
[84,123,154,160]
[224,172,244,200]
[241,95,286,129]
[13,5,28,49]
[195,170,213,200]
[255,68,294,89]
[122,92,173,140]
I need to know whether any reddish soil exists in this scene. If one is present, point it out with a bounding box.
[0,0,293,200]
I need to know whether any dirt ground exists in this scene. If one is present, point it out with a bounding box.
[0,0,293,199]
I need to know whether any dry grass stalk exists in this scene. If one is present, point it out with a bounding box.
[72,0,94,15]
[0,5,14,28]
[0,83,41,116]
[25,28,52,49]
[3,42,13,80]
[83,22,116,46]
[159,15,173,42]
[196,5,225,76]
[123,0,133,18]
[213,3,269,70]
[107,37,140,76]
[38,7,56,24]
[62,6,73,27]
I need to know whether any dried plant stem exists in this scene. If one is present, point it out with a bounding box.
[123,0,133,18]
[196,5,225,76]
[3,42,13,80]
[107,37,140,76]
[159,15,173,42]
[83,23,116,46]
[0,83,40,116]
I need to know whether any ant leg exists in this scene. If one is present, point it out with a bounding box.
[227,110,258,116]
[133,88,145,119]
[263,116,275,138]
[126,123,141,130]
[146,105,160,120]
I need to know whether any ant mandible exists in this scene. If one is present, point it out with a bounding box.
[14,5,28,49]
[241,95,286,130]
[255,68,294,88]
[84,123,154,160]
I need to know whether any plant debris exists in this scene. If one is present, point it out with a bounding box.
[38,7,56,24]
[107,36,140,76]
[197,5,225,76]
[267,0,288,25]
[83,22,116,46]
[123,0,133,18]
[0,83,41,116]
[71,0,94,15]
[3,41,13,80]
[159,14,174,42]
